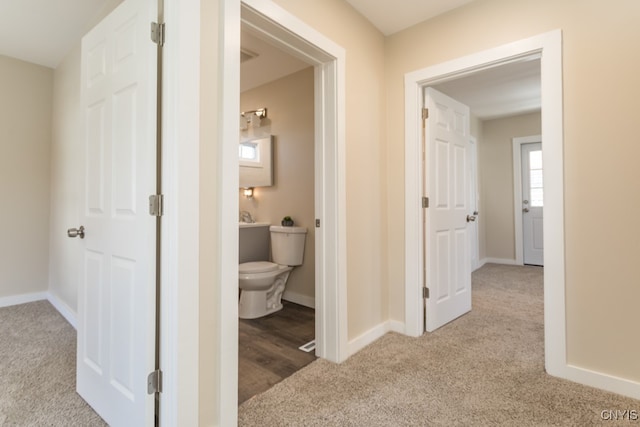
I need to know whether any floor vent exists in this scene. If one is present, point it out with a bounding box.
[298,340,316,353]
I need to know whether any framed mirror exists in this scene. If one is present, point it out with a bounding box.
[239,135,273,187]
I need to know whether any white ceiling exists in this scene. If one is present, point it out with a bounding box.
[0,0,477,69]
[434,58,541,120]
[0,0,110,68]
[241,30,310,93]
[345,0,475,36]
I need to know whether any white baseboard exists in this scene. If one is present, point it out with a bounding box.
[552,364,640,400]
[480,257,520,266]
[0,291,47,308]
[282,290,315,309]
[47,292,77,330]
[347,319,405,357]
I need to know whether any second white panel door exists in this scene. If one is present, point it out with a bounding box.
[424,87,472,332]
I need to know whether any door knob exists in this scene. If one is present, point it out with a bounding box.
[523,208,530,213]
[466,215,476,223]
[67,226,85,239]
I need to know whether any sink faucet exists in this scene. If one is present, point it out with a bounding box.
[240,211,254,223]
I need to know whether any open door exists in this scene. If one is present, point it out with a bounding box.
[424,87,472,332]
[76,0,157,424]
[468,136,479,271]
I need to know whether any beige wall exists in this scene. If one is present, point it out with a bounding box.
[0,55,53,300]
[385,0,640,382]
[272,0,388,338]
[239,67,316,303]
[481,112,541,261]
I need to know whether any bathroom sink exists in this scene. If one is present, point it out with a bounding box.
[239,222,270,228]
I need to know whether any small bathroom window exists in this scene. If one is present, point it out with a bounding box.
[239,135,273,187]
[239,142,259,162]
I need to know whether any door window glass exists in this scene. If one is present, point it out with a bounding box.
[529,150,543,207]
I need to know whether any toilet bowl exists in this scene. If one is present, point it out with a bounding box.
[238,226,307,319]
[238,261,292,319]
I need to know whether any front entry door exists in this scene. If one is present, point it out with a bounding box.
[77,0,157,425]
[424,88,472,332]
[522,142,544,266]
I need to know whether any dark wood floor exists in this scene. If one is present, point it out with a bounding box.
[238,301,316,404]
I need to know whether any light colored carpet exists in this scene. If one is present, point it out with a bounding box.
[238,264,639,426]
[0,300,106,426]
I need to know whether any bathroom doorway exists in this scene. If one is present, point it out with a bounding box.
[237,2,343,402]
[237,27,317,402]
[226,1,348,411]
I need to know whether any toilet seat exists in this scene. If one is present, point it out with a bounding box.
[239,261,279,274]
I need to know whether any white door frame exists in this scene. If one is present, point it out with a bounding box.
[160,0,204,424]
[404,30,566,378]
[240,0,348,363]
[512,135,542,266]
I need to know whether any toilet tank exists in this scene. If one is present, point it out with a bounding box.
[270,226,307,266]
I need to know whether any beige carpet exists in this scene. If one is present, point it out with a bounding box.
[0,300,106,426]
[238,264,639,426]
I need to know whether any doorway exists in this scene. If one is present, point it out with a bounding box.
[238,0,348,365]
[238,25,317,403]
[404,30,566,377]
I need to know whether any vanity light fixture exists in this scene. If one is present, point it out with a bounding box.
[239,114,248,130]
[243,187,254,198]
[240,108,267,129]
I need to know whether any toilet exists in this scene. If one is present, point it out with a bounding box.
[239,225,307,319]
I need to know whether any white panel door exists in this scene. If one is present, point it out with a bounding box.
[78,0,157,425]
[468,137,479,271]
[522,142,544,266]
[424,88,472,332]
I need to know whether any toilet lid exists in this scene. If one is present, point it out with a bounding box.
[239,261,279,274]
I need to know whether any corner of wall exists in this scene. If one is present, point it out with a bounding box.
[47,291,78,329]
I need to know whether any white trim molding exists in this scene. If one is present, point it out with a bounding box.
[404,30,568,387]
[512,135,542,266]
[564,365,640,400]
[283,291,315,309]
[480,257,520,267]
[347,320,405,357]
[47,292,77,329]
[161,0,202,424]
[0,292,47,309]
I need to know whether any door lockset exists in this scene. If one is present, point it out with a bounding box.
[67,226,85,239]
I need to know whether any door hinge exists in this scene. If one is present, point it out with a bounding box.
[149,194,164,217]
[423,287,430,299]
[150,22,165,46]
[422,108,429,120]
[147,369,163,394]
[422,197,429,208]
[315,219,321,228]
